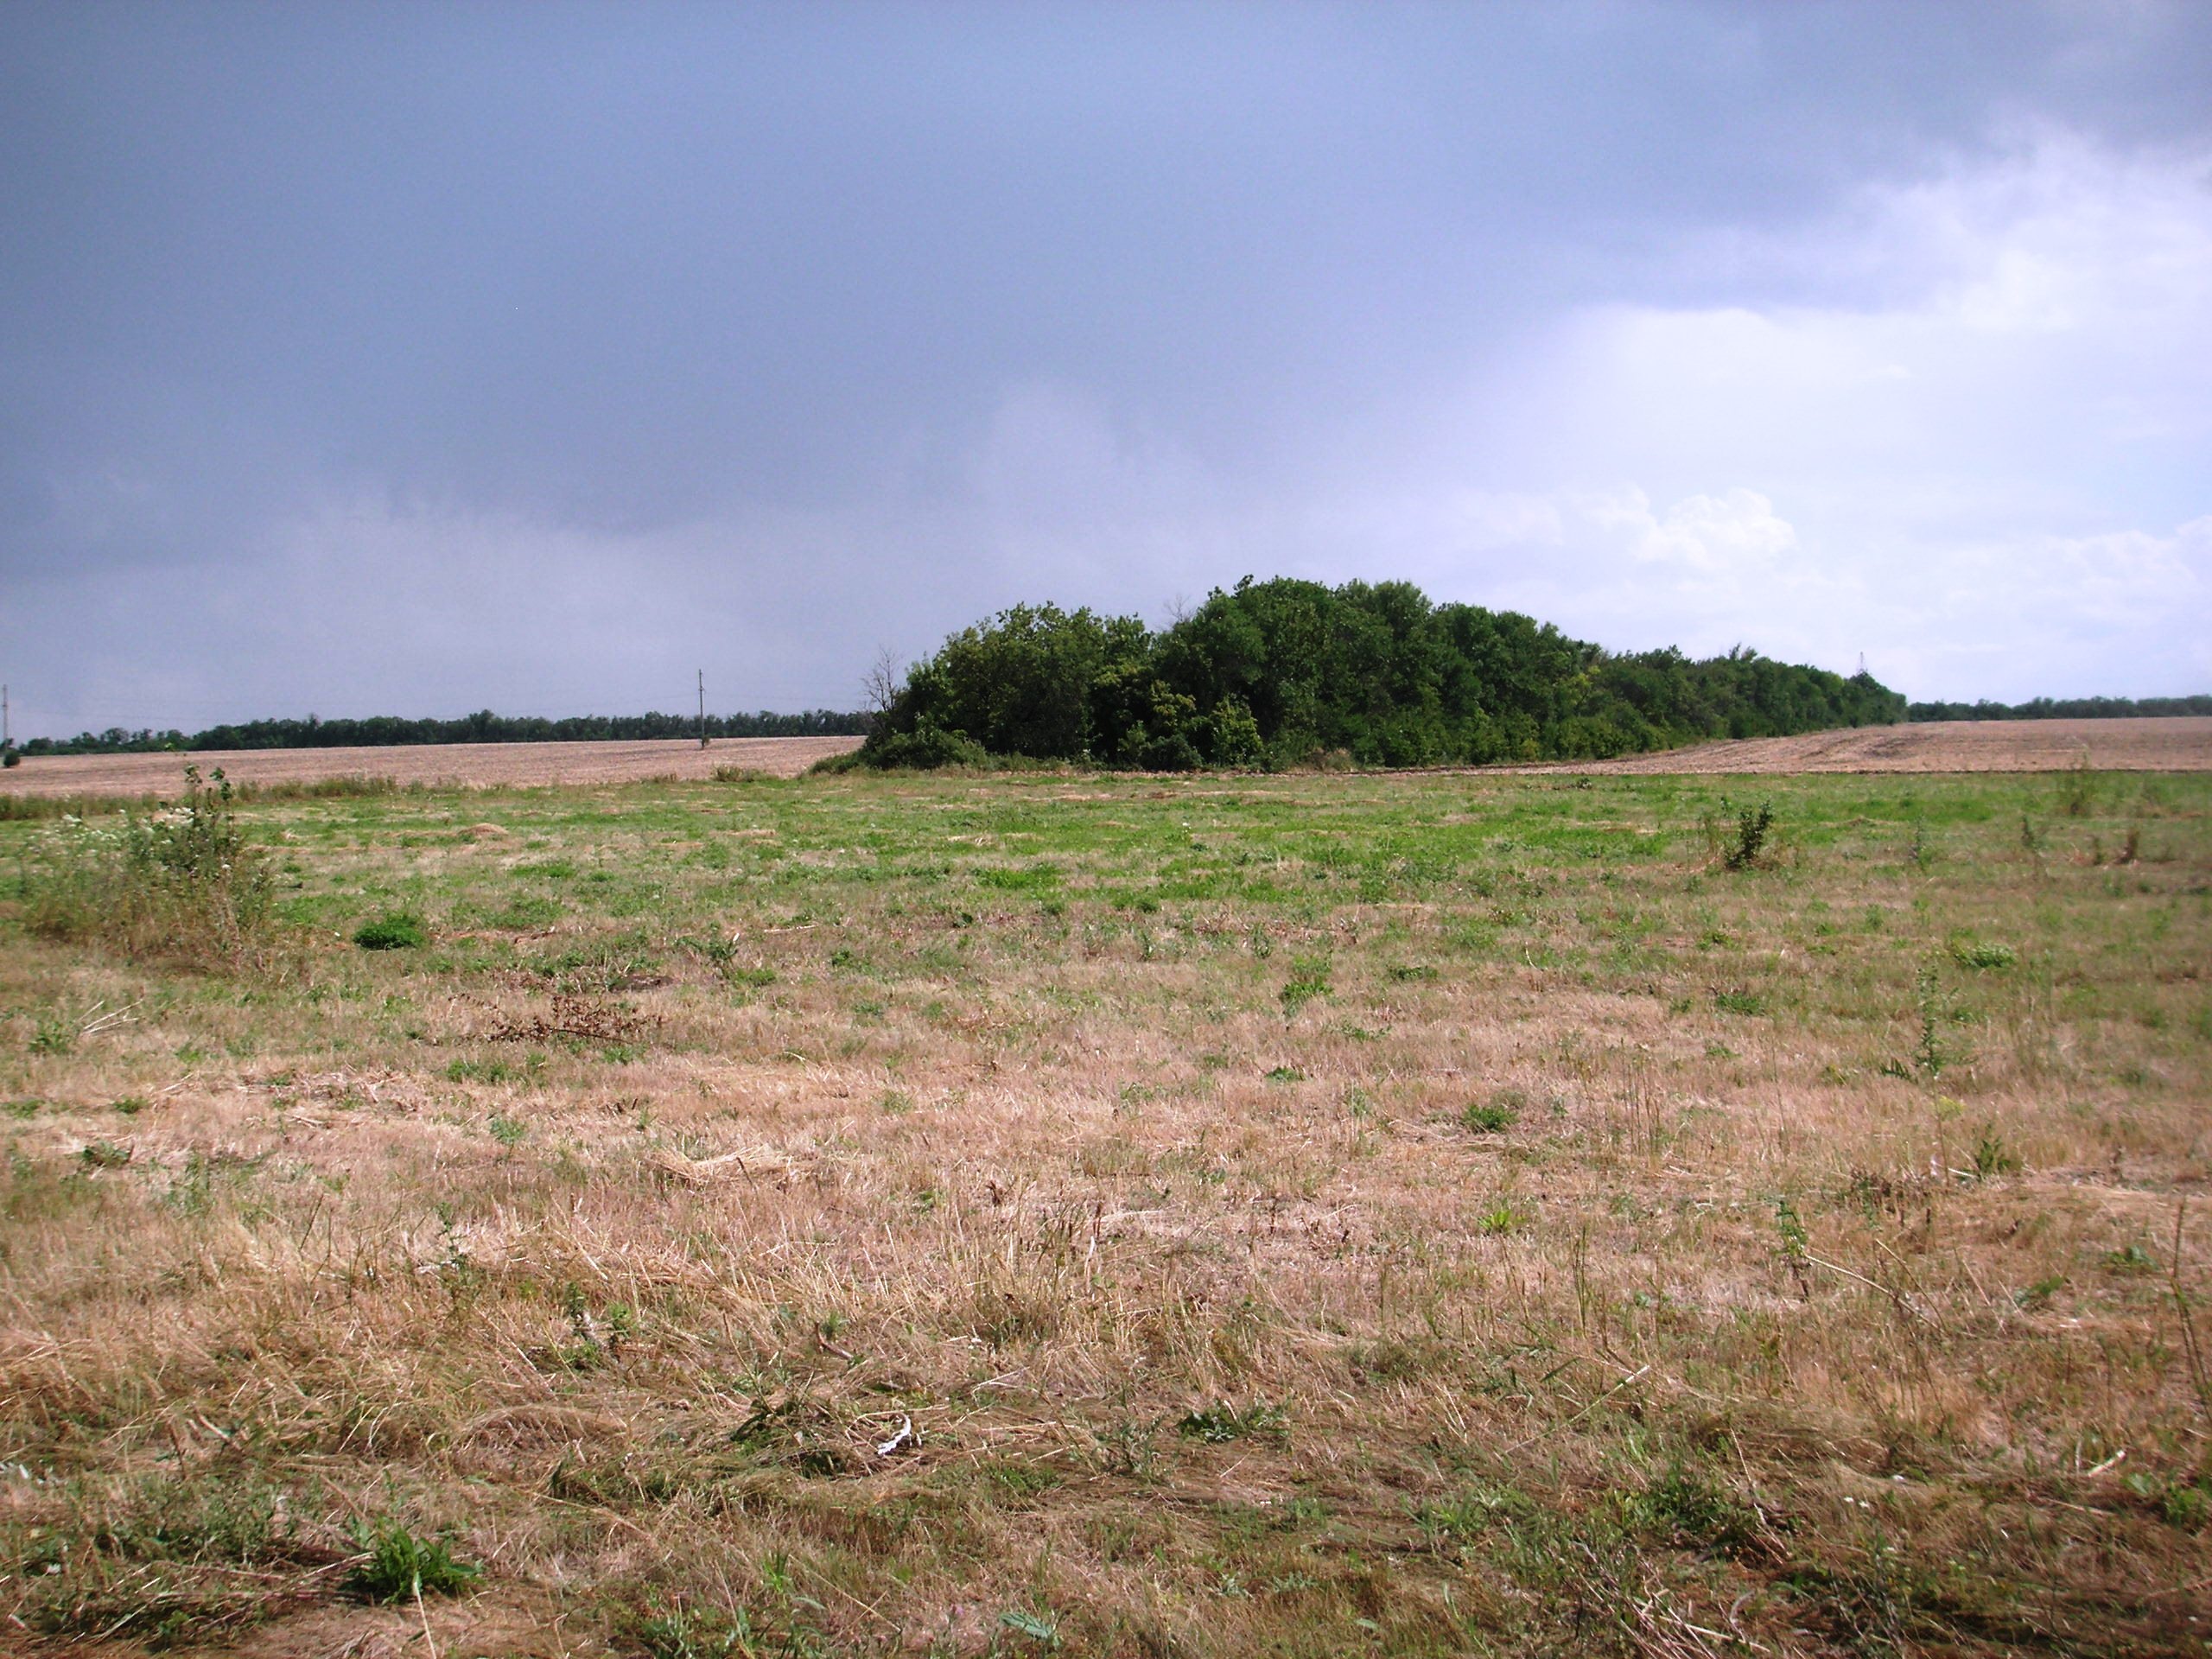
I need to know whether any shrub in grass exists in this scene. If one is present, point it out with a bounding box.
[1722,799,1776,870]
[354,912,429,950]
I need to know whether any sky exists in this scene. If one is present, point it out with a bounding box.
[3,1,2209,736]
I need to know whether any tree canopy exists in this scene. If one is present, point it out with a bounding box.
[863,577,1907,769]
[19,708,867,756]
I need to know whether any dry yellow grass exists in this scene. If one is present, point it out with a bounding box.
[1,767,2206,1656]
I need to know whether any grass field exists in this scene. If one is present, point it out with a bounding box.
[2,763,2208,1656]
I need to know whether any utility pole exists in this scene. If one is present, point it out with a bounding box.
[698,670,708,749]
[2,683,10,748]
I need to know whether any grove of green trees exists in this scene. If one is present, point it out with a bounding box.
[16,708,867,757]
[860,576,1905,770]
[1908,695,2211,721]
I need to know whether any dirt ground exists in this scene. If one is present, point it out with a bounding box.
[4,720,2206,799]
[1501,715,2212,774]
[0,735,864,797]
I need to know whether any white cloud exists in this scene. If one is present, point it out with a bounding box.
[1395,130,2212,697]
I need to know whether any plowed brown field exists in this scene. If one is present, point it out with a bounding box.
[3,718,2205,798]
[0,734,863,797]
[1499,715,2212,774]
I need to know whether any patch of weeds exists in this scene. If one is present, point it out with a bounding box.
[2013,1275,2064,1310]
[346,1515,479,1602]
[982,1461,1063,1503]
[2058,756,2098,817]
[443,1057,516,1084]
[1713,988,1765,1016]
[79,1140,132,1169]
[1477,1201,1528,1236]
[1633,1462,1758,1554]
[2122,1471,2210,1530]
[487,1113,528,1147]
[1948,937,2018,971]
[628,1602,755,1658]
[999,1606,1062,1649]
[353,912,429,950]
[2104,1242,2158,1274]
[1386,963,1438,982]
[96,1473,298,1566]
[29,1014,76,1056]
[1463,1092,1521,1134]
[111,1095,149,1116]
[480,894,564,930]
[1179,1399,1288,1445]
[22,766,278,968]
[1416,1483,1535,1553]
[728,1392,854,1477]
[1263,1065,1306,1084]
[1279,955,1332,1017]
[1968,1128,2019,1180]
[978,863,1060,893]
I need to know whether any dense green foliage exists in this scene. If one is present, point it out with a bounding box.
[20,708,866,756]
[1909,694,2211,721]
[864,577,1904,769]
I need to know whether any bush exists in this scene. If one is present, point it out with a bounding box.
[859,723,994,771]
[22,766,276,968]
[1723,800,1776,870]
[354,912,429,950]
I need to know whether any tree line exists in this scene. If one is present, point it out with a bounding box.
[1907,695,2211,722]
[857,576,1906,770]
[15,708,869,756]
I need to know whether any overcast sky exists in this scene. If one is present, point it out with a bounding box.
[4,2,2209,735]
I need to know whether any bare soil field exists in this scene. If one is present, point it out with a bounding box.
[1506,715,2212,775]
[0,734,863,797]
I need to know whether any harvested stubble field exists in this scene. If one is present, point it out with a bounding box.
[0,736,863,798]
[1503,717,2212,777]
[2,764,2209,1657]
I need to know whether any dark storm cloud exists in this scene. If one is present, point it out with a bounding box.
[3,2,2209,733]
